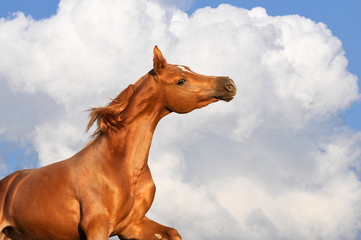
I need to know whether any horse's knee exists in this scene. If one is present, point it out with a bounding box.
[165,228,182,240]
[152,226,181,240]
[118,218,182,240]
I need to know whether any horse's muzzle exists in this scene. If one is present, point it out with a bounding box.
[215,77,237,102]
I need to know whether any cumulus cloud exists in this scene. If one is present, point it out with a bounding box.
[0,1,360,239]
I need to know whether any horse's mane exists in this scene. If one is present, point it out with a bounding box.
[86,84,136,139]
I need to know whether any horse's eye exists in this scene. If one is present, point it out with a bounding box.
[177,79,186,85]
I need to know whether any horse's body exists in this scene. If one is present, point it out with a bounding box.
[0,46,236,240]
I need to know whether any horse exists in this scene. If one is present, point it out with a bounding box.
[0,46,236,240]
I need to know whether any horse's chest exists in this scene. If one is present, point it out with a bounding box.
[111,172,156,233]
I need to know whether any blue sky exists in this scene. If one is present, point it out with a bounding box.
[0,0,360,130]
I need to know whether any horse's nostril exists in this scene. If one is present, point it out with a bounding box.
[225,81,236,92]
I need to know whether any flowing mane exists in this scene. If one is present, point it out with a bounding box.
[86,72,153,140]
[86,84,136,139]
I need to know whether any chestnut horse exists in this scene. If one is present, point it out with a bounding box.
[0,46,236,240]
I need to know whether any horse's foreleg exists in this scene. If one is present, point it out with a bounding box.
[118,217,181,240]
[80,214,110,240]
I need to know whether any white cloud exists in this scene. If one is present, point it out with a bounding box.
[0,1,360,239]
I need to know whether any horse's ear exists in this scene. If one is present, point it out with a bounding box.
[153,45,167,75]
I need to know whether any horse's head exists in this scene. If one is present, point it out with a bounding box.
[152,46,237,113]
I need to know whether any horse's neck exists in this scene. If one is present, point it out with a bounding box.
[116,117,158,170]
[94,79,168,177]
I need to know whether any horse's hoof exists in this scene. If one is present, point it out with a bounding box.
[154,233,162,239]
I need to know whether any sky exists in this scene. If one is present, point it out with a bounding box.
[0,0,361,239]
